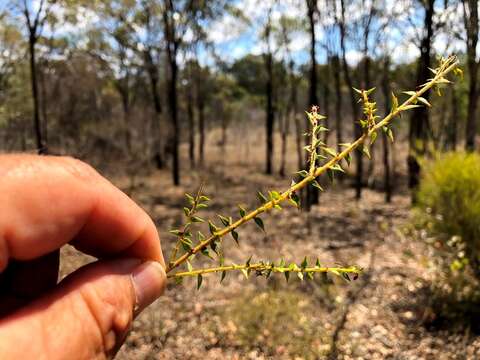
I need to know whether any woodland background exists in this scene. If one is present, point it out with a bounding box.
[1,0,480,359]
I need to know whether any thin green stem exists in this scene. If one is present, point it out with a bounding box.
[166,56,458,275]
[168,263,360,278]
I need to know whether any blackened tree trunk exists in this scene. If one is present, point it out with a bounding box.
[198,95,206,167]
[39,60,48,147]
[167,58,180,185]
[463,0,479,151]
[381,56,392,203]
[408,0,435,194]
[23,0,49,154]
[307,0,319,110]
[305,0,319,210]
[163,0,180,185]
[28,34,45,153]
[264,13,275,175]
[279,109,288,177]
[340,0,361,200]
[364,56,375,187]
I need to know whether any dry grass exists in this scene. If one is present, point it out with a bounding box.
[59,130,480,359]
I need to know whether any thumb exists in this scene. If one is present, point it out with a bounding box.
[0,258,166,360]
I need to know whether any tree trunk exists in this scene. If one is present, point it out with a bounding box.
[198,98,206,167]
[187,70,195,168]
[465,72,479,151]
[381,56,392,203]
[163,0,180,186]
[305,0,319,210]
[364,56,375,187]
[408,0,434,195]
[167,58,180,185]
[39,62,48,147]
[279,109,288,177]
[265,45,274,175]
[194,63,207,167]
[340,0,361,200]
[28,35,45,154]
[464,0,479,151]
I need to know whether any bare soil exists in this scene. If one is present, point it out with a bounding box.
[59,143,480,360]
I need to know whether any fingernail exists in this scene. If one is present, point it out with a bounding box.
[131,261,166,316]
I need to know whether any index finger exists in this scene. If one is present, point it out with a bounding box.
[0,155,164,272]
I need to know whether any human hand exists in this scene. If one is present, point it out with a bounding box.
[0,155,166,359]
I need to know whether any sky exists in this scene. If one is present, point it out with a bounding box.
[13,0,469,68]
[205,0,466,66]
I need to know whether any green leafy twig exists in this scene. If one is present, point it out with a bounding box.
[166,56,460,285]
[169,260,361,289]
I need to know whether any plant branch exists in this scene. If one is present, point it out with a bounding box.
[166,56,459,275]
[168,262,361,279]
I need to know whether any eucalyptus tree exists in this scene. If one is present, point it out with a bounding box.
[135,0,166,168]
[161,0,229,185]
[16,0,57,153]
[408,0,436,193]
[93,0,144,156]
[263,6,275,175]
[462,0,479,151]
[277,15,302,176]
[305,0,320,208]
[337,0,362,199]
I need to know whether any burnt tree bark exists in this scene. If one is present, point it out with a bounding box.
[305,0,319,210]
[463,0,479,151]
[163,0,180,185]
[264,12,275,175]
[381,56,392,203]
[408,0,435,195]
[23,0,48,154]
[279,109,288,177]
[197,90,206,167]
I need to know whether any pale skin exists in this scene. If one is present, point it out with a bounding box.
[0,155,167,359]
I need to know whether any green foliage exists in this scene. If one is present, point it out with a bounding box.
[417,151,480,277]
[413,152,480,329]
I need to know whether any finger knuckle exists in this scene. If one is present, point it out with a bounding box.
[78,281,133,357]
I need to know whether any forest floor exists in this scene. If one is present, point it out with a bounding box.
[60,149,480,360]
